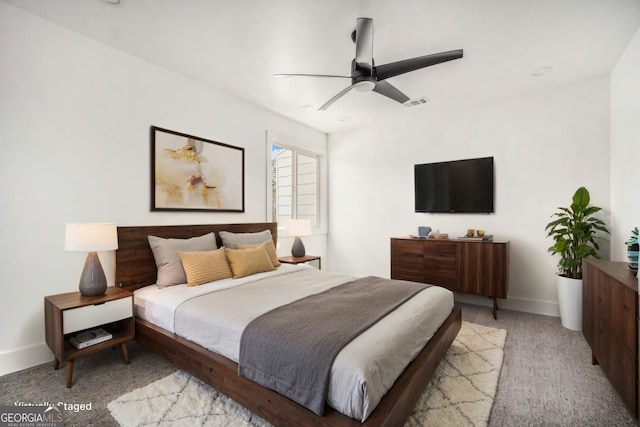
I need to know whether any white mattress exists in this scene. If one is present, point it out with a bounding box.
[134,264,454,421]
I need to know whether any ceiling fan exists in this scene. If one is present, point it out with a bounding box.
[274,17,463,111]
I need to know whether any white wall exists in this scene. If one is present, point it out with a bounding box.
[0,3,327,375]
[611,26,640,261]
[328,76,611,316]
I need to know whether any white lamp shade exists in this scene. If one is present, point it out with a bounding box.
[65,223,118,252]
[286,219,312,237]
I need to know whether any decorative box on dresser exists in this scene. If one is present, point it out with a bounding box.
[582,259,638,420]
[390,237,508,318]
[44,287,134,388]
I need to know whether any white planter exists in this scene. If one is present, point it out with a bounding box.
[557,275,582,331]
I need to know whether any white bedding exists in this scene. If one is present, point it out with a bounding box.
[134,264,454,421]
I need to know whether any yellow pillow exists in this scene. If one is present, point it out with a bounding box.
[178,248,232,286]
[237,240,281,268]
[225,244,275,278]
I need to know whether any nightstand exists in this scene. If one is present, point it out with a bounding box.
[278,255,321,269]
[44,287,134,388]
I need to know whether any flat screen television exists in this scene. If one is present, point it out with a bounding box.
[414,156,494,213]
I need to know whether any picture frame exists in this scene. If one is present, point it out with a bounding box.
[151,126,245,212]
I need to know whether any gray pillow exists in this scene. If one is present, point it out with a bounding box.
[219,229,273,249]
[148,232,217,287]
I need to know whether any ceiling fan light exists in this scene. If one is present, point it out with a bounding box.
[354,80,376,93]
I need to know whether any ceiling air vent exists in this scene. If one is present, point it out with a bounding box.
[403,96,430,107]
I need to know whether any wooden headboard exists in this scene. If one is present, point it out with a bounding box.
[115,222,277,291]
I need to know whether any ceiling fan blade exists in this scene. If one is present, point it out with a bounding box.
[355,18,374,73]
[273,73,351,79]
[375,49,463,81]
[372,80,409,104]
[318,84,355,110]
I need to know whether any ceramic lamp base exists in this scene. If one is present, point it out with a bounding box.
[291,237,306,257]
[79,251,108,297]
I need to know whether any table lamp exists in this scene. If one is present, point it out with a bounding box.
[286,219,312,257]
[65,223,118,297]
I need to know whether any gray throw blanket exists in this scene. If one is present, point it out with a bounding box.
[238,276,430,415]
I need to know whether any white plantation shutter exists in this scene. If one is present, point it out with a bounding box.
[272,144,319,227]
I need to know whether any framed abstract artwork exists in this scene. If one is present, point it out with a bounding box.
[151,126,245,212]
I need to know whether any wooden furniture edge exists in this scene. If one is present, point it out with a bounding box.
[278,255,321,263]
[134,306,461,427]
[278,255,322,269]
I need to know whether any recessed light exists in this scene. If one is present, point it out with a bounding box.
[337,116,350,122]
[99,0,121,5]
[531,66,553,77]
[300,104,314,110]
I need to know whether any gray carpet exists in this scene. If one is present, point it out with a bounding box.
[0,303,635,426]
[463,303,635,426]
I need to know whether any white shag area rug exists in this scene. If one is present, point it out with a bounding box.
[109,321,506,427]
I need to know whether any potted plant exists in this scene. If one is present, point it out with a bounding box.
[545,186,609,331]
[626,227,638,271]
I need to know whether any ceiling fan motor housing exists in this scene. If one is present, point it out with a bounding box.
[351,58,376,92]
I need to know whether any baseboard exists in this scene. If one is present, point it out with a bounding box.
[453,293,560,318]
[0,342,53,377]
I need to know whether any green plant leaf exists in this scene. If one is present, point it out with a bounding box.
[544,186,609,279]
[572,186,590,209]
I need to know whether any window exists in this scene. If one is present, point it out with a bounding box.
[271,143,320,227]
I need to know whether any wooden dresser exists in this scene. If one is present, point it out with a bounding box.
[582,259,638,419]
[390,237,508,318]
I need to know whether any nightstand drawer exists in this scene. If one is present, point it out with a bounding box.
[63,296,132,334]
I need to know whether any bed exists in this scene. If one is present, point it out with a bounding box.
[116,222,461,427]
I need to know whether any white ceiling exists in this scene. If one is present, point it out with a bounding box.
[5,0,640,134]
